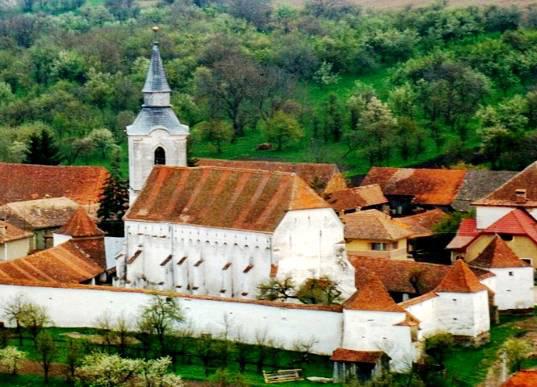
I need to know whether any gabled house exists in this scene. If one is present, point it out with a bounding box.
[342,210,412,259]
[0,221,32,261]
[323,184,388,215]
[0,197,79,250]
[447,209,537,268]
[361,167,466,215]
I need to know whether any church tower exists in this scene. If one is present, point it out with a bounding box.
[127,29,189,204]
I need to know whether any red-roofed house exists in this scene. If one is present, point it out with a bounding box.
[448,209,537,269]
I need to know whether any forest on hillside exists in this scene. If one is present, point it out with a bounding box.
[1,0,537,176]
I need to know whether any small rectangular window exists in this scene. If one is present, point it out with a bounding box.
[371,242,386,251]
[509,271,514,276]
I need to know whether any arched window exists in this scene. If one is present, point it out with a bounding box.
[154,147,166,165]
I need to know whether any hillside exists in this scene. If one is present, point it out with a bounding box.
[274,0,537,9]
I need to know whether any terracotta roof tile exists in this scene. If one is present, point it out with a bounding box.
[475,162,537,207]
[342,209,413,241]
[361,167,466,206]
[324,184,388,212]
[486,209,537,243]
[350,255,451,294]
[126,166,329,232]
[502,370,537,387]
[0,221,32,244]
[57,207,104,238]
[435,259,487,293]
[330,348,385,363]
[345,270,405,312]
[0,241,103,284]
[471,236,529,268]
[0,163,109,206]
[197,158,347,194]
[0,197,79,230]
[397,209,448,238]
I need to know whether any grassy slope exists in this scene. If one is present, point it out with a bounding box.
[273,0,537,10]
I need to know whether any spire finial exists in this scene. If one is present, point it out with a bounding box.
[152,26,160,44]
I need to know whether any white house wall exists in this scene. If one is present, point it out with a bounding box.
[435,291,489,337]
[274,208,355,297]
[403,297,438,339]
[489,267,534,310]
[475,206,513,229]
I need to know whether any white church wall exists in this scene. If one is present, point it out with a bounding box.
[435,291,489,337]
[125,221,272,298]
[274,208,355,297]
[402,296,439,339]
[0,284,342,356]
[105,237,125,270]
[341,309,416,371]
[475,206,512,229]
[489,267,534,310]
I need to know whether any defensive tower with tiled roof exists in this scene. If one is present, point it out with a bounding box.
[435,259,487,293]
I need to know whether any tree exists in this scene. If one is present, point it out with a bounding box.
[389,83,416,118]
[195,334,217,376]
[2,294,28,345]
[97,175,129,237]
[358,96,397,164]
[295,277,342,305]
[263,111,303,151]
[396,117,426,161]
[228,0,272,30]
[501,338,532,372]
[424,333,454,367]
[257,277,295,301]
[324,94,344,142]
[193,120,233,153]
[19,303,52,346]
[36,331,57,384]
[313,61,340,86]
[65,339,83,383]
[209,368,248,387]
[88,128,116,158]
[75,353,142,387]
[24,129,62,165]
[137,296,184,353]
[0,346,26,375]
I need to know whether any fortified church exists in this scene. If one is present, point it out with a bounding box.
[0,37,534,382]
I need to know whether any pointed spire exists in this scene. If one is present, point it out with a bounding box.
[435,259,487,293]
[471,236,528,269]
[143,41,171,94]
[58,207,104,238]
[344,271,405,312]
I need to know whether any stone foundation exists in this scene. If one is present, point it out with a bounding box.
[453,331,490,347]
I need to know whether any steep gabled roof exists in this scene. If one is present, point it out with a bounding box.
[446,218,479,250]
[344,270,405,312]
[0,241,103,284]
[452,170,516,211]
[197,158,346,194]
[0,163,109,207]
[474,161,537,207]
[126,166,329,232]
[486,209,537,242]
[330,348,385,363]
[361,167,466,206]
[324,184,388,212]
[435,259,487,293]
[57,207,104,238]
[471,236,529,269]
[342,209,413,241]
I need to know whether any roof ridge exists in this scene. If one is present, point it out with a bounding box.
[344,270,405,313]
[435,259,487,293]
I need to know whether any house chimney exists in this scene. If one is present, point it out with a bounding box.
[515,188,527,203]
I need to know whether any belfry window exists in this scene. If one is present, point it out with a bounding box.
[154,147,166,165]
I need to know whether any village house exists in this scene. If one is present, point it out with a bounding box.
[0,221,32,261]
[0,197,79,250]
[323,184,388,215]
[341,209,412,259]
[0,162,109,216]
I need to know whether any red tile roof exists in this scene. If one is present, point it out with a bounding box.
[486,209,537,243]
[502,370,537,387]
[0,163,109,206]
[324,184,388,212]
[330,348,385,363]
[361,167,466,206]
[435,259,487,293]
[126,166,329,232]
[0,241,103,284]
[397,209,448,238]
[58,207,104,238]
[0,197,80,230]
[471,236,529,269]
[345,270,405,312]
[197,158,347,194]
[342,209,413,241]
[475,161,537,207]
[0,221,32,244]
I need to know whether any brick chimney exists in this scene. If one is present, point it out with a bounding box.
[515,188,527,204]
